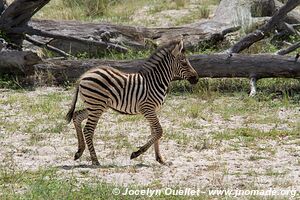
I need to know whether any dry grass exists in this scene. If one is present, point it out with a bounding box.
[1,85,300,199]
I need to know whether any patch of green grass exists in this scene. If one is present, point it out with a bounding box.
[199,6,210,18]
[188,104,202,119]
[0,168,118,200]
[182,120,203,129]
[148,0,187,14]
[182,103,211,120]
[201,0,221,5]
[175,6,210,25]
[264,169,287,177]
[0,75,23,90]
[36,0,151,24]
[164,130,203,146]
[169,80,194,94]
[116,114,144,123]
[28,132,46,145]
[213,128,299,142]
[100,131,133,150]
[24,92,66,117]
[189,77,299,97]
[1,91,68,134]
[248,155,267,161]
[0,167,214,200]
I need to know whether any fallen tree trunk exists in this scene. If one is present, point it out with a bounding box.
[0,0,240,56]
[28,19,238,56]
[2,0,298,57]
[0,50,41,74]
[22,54,299,85]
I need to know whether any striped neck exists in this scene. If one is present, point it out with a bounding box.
[140,48,175,92]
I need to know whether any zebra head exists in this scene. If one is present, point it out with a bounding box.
[171,39,198,85]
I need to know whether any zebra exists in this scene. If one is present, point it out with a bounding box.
[66,39,198,166]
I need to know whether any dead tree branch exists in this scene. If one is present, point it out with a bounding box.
[0,0,50,46]
[0,0,7,14]
[0,50,41,74]
[24,35,73,58]
[276,41,300,55]
[227,0,300,54]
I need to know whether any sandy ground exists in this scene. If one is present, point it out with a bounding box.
[1,87,300,198]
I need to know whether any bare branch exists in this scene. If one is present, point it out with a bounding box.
[0,0,7,14]
[20,27,129,53]
[276,41,300,55]
[25,35,73,58]
[227,0,300,54]
[0,0,50,29]
[249,77,257,97]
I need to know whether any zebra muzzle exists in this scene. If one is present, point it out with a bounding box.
[188,76,199,85]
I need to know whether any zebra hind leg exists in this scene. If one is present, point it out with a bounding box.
[72,109,88,161]
[83,107,106,166]
[154,140,165,164]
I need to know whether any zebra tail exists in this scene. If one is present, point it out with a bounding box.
[65,85,79,123]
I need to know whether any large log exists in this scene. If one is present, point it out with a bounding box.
[2,0,299,57]
[28,19,238,56]
[0,0,239,56]
[0,50,41,74]
[29,54,300,85]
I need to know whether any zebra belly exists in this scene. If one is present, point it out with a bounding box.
[109,95,141,115]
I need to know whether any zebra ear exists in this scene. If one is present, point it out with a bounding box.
[171,39,184,56]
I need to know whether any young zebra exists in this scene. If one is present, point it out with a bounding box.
[66,39,198,165]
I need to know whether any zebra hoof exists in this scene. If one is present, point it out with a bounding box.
[156,156,166,165]
[92,160,100,166]
[130,151,140,160]
[74,152,82,160]
[163,161,173,166]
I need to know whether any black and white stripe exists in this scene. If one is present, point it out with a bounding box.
[66,39,198,165]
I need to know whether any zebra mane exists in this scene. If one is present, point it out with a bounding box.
[150,40,180,57]
[139,40,182,74]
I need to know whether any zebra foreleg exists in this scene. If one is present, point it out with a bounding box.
[130,110,164,164]
[151,127,164,164]
[73,109,88,160]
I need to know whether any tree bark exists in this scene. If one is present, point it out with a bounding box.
[0,0,50,47]
[274,0,300,24]
[0,0,7,14]
[0,50,41,74]
[16,54,298,85]
[276,41,300,55]
[26,19,239,56]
